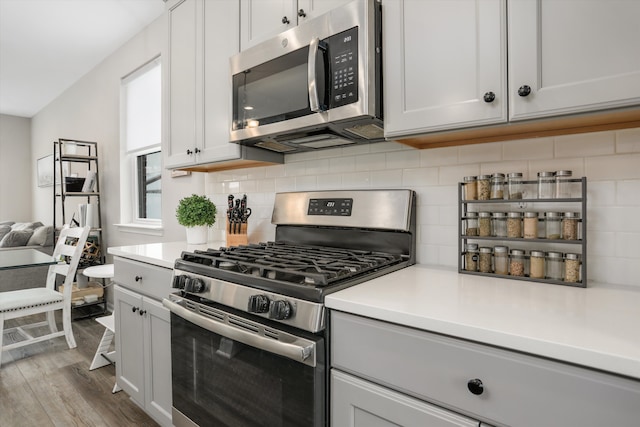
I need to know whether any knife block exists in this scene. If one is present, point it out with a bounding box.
[226,219,248,247]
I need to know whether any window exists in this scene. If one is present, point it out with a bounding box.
[120,57,162,230]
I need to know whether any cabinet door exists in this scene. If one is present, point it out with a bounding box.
[384,0,507,138]
[240,0,297,50]
[297,0,353,23]
[143,297,173,427]
[166,0,199,168]
[332,370,479,427]
[114,285,144,404]
[200,0,242,164]
[508,0,640,120]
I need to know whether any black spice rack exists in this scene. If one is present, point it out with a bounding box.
[458,177,587,287]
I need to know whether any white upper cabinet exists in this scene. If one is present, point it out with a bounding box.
[383,0,508,138]
[508,0,640,121]
[166,0,241,169]
[240,0,354,50]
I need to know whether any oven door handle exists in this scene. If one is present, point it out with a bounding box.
[163,297,317,367]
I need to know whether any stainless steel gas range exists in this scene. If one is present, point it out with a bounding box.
[163,189,416,427]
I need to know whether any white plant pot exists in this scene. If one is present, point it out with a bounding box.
[185,226,208,244]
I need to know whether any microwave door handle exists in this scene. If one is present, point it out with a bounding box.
[308,38,327,112]
[163,297,317,367]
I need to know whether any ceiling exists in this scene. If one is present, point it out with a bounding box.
[0,0,165,118]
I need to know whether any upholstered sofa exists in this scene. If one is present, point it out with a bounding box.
[0,221,55,292]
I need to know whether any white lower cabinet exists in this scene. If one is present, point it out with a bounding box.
[113,258,173,427]
[331,311,640,427]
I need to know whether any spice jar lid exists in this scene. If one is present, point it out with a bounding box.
[530,250,545,257]
[479,247,493,253]
[538,171,555,177]
[507,212,523,218]
[510,249,525,256]
[545,212,563,218]
[491,212,507,218]
[494,246,509,253]
[546,251,563,259]
[565,253,581,260]
[463,176,477,182]
[466,212,478,218]
[556,170,572,177]
[477,174,491,180]
[491,172,505,178]
[465,243,479,251]
[479,211,492,218]
[524,212,539,218]
[563,212,580,218]
[507,172,523,178]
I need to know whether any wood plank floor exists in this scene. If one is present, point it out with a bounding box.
[0,312,159,427]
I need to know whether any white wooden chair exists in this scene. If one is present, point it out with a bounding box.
[0,225,90,367]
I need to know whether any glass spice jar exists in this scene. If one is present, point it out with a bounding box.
[463,176,477,200]
[555,170,573,199]
[490,173,506,200]
[477,174,491,200]
[538,171,555,199]
[562,212,580,240]
[509,249,526,277]
[465,212,479,236]
[545,212,562,240]
[529,250,546,279]
[564,253,581,283]
[492,212,507,237]
[479,247,493,273]
[479,212,492,237]
[494,246,509,275]
[507,212,522,238]
[546,251,564,281]
[465,243,479,272]
[507,172,524,199]
[523,212,539,239]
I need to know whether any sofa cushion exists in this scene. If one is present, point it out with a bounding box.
[0,221,15,227]
[0,225,11,241]
[27,225,54,246]
[11,222,43,231]
[0,230,34,247]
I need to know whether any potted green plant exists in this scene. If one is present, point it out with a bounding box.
[176,194,217,244]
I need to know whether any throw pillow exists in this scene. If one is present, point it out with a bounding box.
[0,221,15,227]
[27,225,54,246]
[11,222,41,231]
[0,225,11,241]
[0,230,34,247]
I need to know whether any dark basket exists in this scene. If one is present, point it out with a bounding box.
[65,177,85,192]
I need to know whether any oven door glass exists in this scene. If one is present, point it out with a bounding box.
[170,311,325,427]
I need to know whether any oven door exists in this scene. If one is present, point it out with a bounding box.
[163,296,325,427]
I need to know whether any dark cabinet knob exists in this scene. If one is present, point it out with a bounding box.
[269,300,292,320]
[467,378,484,395]
[186,149,193,155]
[139,310,146,316]
[135,275,142,282]
[518,85,531,97]
[132,306,138,313]
[282,16,290,24]
[298,9,306,17]
[483,91,496,103]
[195,147,201,154]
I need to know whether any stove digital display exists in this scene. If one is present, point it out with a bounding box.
[308,198,353,216]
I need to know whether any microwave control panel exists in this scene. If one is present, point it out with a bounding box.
[308,198,353,216]
[327,27,358,108]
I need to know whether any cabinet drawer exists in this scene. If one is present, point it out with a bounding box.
[331,311,640,427]
[114,257,172,301]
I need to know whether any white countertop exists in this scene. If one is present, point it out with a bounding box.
[107,242,640,380]
[326,265,640,380]
[108,240,226,269]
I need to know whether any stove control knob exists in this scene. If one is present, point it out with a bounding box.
[269,300,292,320]
[248,295,270,313]
[184,277,205,293]
[172,275,187,289]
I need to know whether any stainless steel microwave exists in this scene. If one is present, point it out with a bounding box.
[230,0,383,153]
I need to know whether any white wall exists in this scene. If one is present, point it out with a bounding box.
[205,128,640,288]
[0,114,32,221]
[29,12,204,251]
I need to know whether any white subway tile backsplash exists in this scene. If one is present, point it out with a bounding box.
[616,128,640,153]
[205,126,640,287]
[555,131,615,158]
